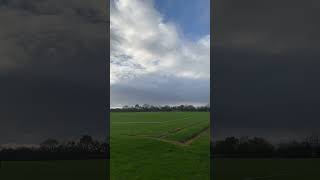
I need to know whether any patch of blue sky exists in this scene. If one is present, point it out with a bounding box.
[154,0,210,41]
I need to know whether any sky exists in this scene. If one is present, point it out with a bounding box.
[110,0,210,108]
[0,0,108,145]
[154,0,210,40]
[213,0,320,142]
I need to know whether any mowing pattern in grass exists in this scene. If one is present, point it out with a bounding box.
[111,112,210,180]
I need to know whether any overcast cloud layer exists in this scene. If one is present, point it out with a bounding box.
[0,0,108,145]
[213,0,320,141]
[110,0,210,107]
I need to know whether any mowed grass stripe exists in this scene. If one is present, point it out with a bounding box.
[165,117,209,142]
[156,120,205,138]
[146,113,209,138]
[112,116,192,124]
[111,112,194,122]
[111,112,207,138]
[113,122,162,124]
[116,116,206,141]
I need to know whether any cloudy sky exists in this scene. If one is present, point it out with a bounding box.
[110,0,210,107]
[213,0,320,142]
[0,0,108,145]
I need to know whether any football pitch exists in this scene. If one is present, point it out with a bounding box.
[110,112,210,180]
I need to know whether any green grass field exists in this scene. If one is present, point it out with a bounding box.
[2,112,320,180]
[0,160,108,179]
[213,158,320,180]
[110,112,210,180]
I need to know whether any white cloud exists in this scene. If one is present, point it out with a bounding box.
[110,0,210,106]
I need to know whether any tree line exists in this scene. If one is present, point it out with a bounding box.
[111,104,210,112]
[0,135,108,160]
[212,136,320,158]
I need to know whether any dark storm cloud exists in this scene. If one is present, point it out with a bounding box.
[0,0,108,144]
[213,0,320,140]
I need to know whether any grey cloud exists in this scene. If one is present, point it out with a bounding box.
[212,0,320,140]
[0,0,108,144]
[110,0,210,108]
[214,48,320,127]
[214,0,320,53]
[111,74,209,107]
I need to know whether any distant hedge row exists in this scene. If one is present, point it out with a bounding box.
[0,135,109,160]
[111,104,210,112]
[212,136,320,158]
